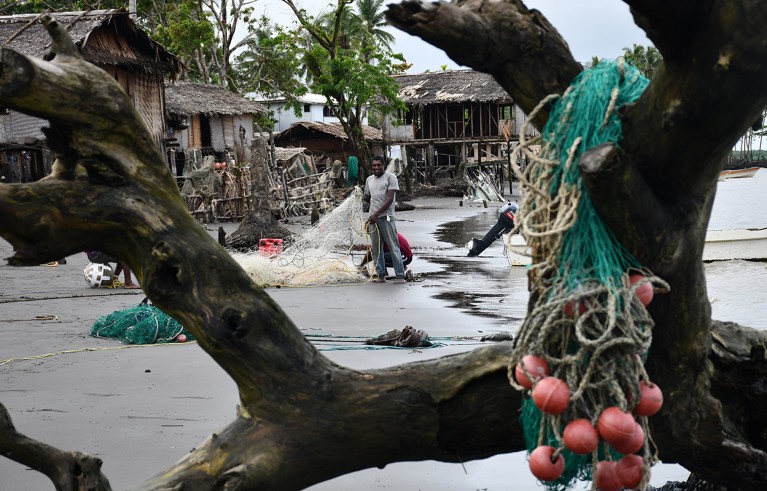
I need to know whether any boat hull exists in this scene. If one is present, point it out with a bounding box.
[502,228,767,265]
[703,228,767,261]
[719,167,761,181]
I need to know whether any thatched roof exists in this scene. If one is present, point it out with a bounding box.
[164,82,266,117]
[276,122,382,142]
[394,70,512,105]
[0,9,182,77]
[274,147,308,161]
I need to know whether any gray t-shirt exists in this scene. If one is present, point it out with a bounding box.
[365,171,399,218]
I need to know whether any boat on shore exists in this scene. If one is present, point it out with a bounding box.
[503,227,767,265]
[719,167,761,181]
[703,228,767,261]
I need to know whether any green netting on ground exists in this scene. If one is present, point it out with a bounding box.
[508,59,667,491]
[91,304,193,345]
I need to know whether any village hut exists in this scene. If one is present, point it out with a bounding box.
[382,69,538,184]
[0,9,182,182]
[164,82,267,176]
[273,121,383,172]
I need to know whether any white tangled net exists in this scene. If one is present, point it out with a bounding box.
[231,188,369,286]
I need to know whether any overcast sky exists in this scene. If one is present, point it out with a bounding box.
[254,0,652,73]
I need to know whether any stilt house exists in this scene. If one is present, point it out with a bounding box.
[381,69,538,182]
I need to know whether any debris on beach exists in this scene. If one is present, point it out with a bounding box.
[366,326,432,347]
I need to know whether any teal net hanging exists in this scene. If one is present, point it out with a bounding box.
[507,59,669,490]
[91,302,193,345]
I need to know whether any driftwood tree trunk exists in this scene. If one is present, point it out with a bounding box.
[387,0,767,487]
[0,3,766,491]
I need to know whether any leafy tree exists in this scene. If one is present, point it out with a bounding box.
[280,0,406,178]
[230,16,308,112]
[622,43,662,79]
[149,0,218,82]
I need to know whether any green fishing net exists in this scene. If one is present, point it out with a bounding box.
[509,59,667,490]
[91,303,193,345]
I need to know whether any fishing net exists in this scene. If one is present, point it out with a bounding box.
[91,302,192,345]
[508,59,669,490]
[231,188,368,286]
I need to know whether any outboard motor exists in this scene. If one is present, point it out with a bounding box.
[467,201,519,256]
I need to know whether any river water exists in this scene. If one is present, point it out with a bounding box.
[706,169,767,329]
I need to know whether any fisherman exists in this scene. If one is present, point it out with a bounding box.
[358,232,413,278]
[363,155,407,284]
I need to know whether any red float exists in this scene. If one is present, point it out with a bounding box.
[176,333,187,343]
[611,422,644,455]
[532,377,570,415]
[563,418,600,454]
[616,454,645,489]
[629,273,654,306]
[528,445,565,481]
[563,299,588,318]
[514,355,550,389]
[595,460,622,491]
[634,381,664,416]
[597,407,636,444]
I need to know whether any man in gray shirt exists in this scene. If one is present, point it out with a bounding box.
[363,155,406,283]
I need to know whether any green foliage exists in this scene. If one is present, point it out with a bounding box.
[152,1,218,81]
[264,0,406,175]
[232,17,308,115]
[622,43,662,79]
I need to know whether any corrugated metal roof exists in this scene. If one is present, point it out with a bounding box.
[394,70,512,105]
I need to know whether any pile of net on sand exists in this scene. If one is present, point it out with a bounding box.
[231,188,369,286]
[507,59,669,491]
[91,301,193,345]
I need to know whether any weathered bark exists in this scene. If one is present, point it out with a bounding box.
[387,0,767,488]
[1,2,767,490]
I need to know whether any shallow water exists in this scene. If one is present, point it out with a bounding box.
[430,171,767,333]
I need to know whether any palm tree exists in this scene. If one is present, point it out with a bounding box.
[622,43,662,79]
[355,0,395,49]
[315,0,395,50]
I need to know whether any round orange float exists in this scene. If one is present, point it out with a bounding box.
[597,407,636,444]
[563,418,599,454]
[514,355,550,389]
[595,460,622,491]
[634,381,663,416]
[629,273,654,306]
[528,445,565,481]
[616,454,644,489]
[532,377,570,415]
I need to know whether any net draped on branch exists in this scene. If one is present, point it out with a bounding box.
[507,60,670,490]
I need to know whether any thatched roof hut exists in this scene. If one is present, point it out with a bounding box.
[276,122,382,143]
[164,82,267,117]
[394,69,512,105]
[0,9,183,77]
[274,122,383,168]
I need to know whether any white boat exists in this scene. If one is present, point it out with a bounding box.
[703,228,767,261]
[719,167,761,181]
[502,228,767,265]
[502,233,532,266]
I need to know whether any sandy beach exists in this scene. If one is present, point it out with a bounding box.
[1,193,551,490]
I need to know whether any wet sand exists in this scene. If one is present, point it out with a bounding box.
[0,194,687,490]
